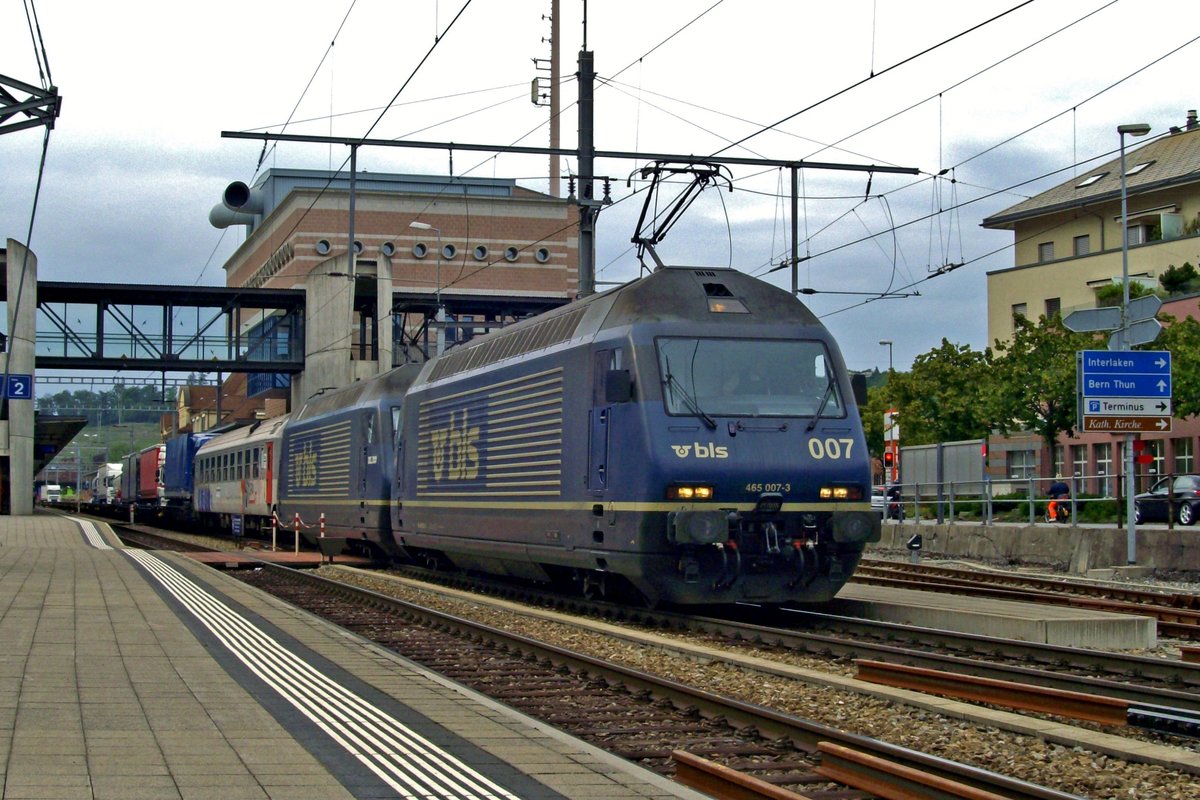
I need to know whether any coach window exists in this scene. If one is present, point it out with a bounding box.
[252,448,261,479]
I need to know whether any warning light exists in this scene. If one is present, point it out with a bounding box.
[883,451,895,468]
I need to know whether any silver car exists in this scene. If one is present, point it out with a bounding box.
[871,486,886,517]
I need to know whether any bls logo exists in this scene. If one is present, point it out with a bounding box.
[431,410,480,481]
[671,442,729,459]
[294,440,318,488]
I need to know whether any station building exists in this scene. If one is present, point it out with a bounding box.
[197,168,578,423]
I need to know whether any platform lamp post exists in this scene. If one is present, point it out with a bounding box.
[1118,122,1151,564]
[409,221,445,356]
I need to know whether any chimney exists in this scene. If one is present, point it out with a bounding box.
[1188,109,1198,131]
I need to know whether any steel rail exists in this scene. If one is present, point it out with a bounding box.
[858,559,1200,611]
[850,571,1200,638]
[855,659,1131,726]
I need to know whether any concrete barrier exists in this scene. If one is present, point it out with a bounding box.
[870,521,1200,576]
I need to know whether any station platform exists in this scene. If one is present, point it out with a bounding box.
[830,582,1157,649]
[0,512,708,800]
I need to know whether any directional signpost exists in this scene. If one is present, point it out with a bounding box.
[1077,350,1172,433]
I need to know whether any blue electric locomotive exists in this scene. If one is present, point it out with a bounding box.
[275,364,422,552]
[392,265,879,606]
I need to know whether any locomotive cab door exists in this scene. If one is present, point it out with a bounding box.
[589,348,631,494]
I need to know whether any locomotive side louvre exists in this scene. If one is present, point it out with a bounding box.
[415,367,565,499]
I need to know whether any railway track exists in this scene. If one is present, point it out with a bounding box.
[107,521,1200,712]
[230,563,1081,800]
[853,559,1200,639]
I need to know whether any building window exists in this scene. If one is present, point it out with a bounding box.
[1125,224,1157,246]
[1095,443,1112,496]
[1007,449,1036,479]
[1174,437,1194,474]
[1146,439,1165,482]
[1071,444,1087,480]
[1037,242,1055,262]
[1045,297,1061,318]
[1053,444,1065,477]
[1073,235,1090,256]
[1124,160,1155,176]
[1075,172,1107,188]
[1011,303,1027,322]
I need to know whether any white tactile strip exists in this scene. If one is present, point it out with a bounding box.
[78,518,113,549]
[122,547,527,800]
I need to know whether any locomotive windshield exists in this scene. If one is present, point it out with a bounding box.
[656,337,843,418]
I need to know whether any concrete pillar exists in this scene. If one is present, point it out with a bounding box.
[292,253,354,408]
[376,253,393,372]
[5,239,36,515]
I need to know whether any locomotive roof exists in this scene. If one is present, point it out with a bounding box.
[421,266,822,384]
[294,362,423,420]
[598,266,821,329]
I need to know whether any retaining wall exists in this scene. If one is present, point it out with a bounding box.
[870,522,1200,575]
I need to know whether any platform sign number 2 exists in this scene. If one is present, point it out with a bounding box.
[5,374,33,400]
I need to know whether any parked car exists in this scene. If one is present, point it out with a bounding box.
[1133,475,1200,525]
[871,486,886,517]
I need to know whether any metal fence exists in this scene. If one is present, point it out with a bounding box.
[876,472,1185,528]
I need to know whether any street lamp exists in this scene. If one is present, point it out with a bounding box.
[879,340,893,372]
[409,221,445,355]
[1118,121,1150,564]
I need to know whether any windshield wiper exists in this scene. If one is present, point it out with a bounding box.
[663,355,717,430]
[805,377,836,433]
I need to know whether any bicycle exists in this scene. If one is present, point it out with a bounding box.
[1043,500,1071,524]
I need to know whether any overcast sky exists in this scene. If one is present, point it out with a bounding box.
[3,0,1197,386]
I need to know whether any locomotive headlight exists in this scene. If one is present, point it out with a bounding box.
[667,484,714,501]
[820,485,863,501]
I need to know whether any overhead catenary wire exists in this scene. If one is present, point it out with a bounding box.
[22,0,52,88]
[710,0,1037,158]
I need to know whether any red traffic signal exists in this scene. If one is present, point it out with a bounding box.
[883,451,895,467]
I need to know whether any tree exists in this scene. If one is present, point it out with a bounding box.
[1096,281,1155,307]
[988,314,1102,451]
[1159,262,1198,295]
[1154,314,1200,418]
[882,339,992,446]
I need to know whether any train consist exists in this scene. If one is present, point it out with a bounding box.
[94,264,878,606]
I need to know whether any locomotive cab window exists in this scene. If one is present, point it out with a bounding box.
[656,337,843,419]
